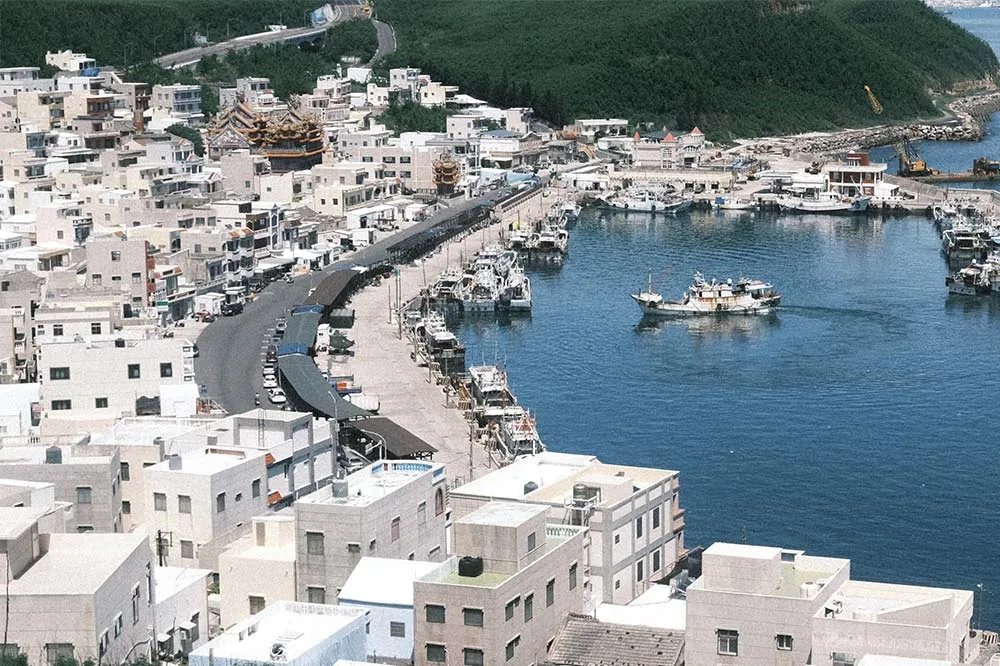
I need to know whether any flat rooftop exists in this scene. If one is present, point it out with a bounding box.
[339,557,440,607]
[190,601,366,663]
[458,501,546,528]
[697,543,849,599]
[298,460,443,508]
[819,580,972,627]
[155,566,210,604]
[453,452,676,506]
[0,445,112,465]
[90,415,219,449]
[9,532,147,595]
[147,448,262,476]
[596,583,687,631]
[0,506,48,540]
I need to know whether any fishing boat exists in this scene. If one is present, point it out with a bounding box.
[413,312,467,375]
[500,411,545,458]
[776,191,870,214]
[500,264,532,311]
[712,196,758,211]
[631,272,781,316]
[557,201,582,223]
[601,189,693,214]
[462,268,500,313]
[945,263,993,296]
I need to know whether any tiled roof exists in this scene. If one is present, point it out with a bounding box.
[547,614,684,666]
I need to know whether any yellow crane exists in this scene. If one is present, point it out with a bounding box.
[864,85,883,115]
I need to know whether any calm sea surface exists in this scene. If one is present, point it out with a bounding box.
[456,8,1000,626]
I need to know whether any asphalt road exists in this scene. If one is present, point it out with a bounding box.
[195,192,503,415]
[154,0,363,69]
[369,20,397,65]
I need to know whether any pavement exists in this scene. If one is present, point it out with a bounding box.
[154,0,364,69]
[369,20,397,65]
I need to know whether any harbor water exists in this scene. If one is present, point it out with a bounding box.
[457,209,1000,624]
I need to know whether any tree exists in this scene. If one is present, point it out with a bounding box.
[165,123,205,157]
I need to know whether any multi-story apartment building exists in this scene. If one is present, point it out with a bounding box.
[143,447,268,569]
[37,329,195,419]
[449,452,683,604]
[686,543,977,666]
[0,270,43,381]
[294,460,449,604]
[631,127,707,169]
[152,84,204,126]
[0,67,53,96]
[0,510,154,666]
[0,441,122,532]
[412,502,588,666]
[178,224,255,287]
[218,514,297,628]
[86,234,153,306]
[153,566,211,659]
[211,200,286,258]
[45,50,97,74]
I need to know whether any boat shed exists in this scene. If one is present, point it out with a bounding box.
[341,417,437,460]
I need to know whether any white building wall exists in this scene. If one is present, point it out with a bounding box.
[338,601,413,661]
[155,567,211,656]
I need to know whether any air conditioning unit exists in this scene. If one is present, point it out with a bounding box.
[270,643,286,661]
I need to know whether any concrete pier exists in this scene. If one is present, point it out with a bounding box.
[323,188,562,485]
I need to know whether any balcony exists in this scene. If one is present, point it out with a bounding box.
[672,508,686,533]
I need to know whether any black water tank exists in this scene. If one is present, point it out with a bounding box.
[458,556,484,578]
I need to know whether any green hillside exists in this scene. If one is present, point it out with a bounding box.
[376,0,998,137]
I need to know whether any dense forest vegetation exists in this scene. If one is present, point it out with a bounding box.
[377,0,999,137]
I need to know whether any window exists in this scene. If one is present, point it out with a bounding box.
[92,274,102,286]
[717,629,739,656]
[90,322,102,335]
[833,654,855,666]
[235,493,242,502]
[390,622,406,638]
[524,594,533,622]
[188,613,200,643]
[506,636,520,662]
[180,540,194,559]
[652,506,661,529]
[51,400,72,411]
[307,587,326,604]
[160,362,173,378]
[464,648,484,666]
[120,462,130,481]
[527,532,536,551]
[122,500,131,514]
[635,515,644,538]
[614,533,620,545]
[400,156,411,164]
[653,549,661,572]
[463,608,484,627]
[178,495,191,513]
[216,493,226,513]
[505,597,519,621]
[569,563,578,590]
[425,604,445,623]
[49,366,70,380]
[47,644,74,665]
[127,364,141,379]
[111,251,121,262]
[77,525,94,533]
[52,324,63,336]
[347,542,361,554]
[252,479,261,498]
[114,613,123,638]
[132,272,142,284]
[154,493,166,511]
[435,487,444,515]
[76,487,92,505]
[776,634,793,651]
[426,644,446,663]
[306,531,325,555]
[391,516,401,541]
[95,396,108,408]
[249,595,265,615]
[637,560,645,582]
[615,579,621,590]
[132,585,141,624]
[418,501,427,525]
[546,578,555,606]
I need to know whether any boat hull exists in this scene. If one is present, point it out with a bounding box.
[632,294,780,316]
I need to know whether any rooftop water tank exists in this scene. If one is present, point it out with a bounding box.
[167,454,182,470]
[332,469,349,498]
[458,556,484,578]
[523,481,538,495]
[800,582,820,599]
[45,446,62,465]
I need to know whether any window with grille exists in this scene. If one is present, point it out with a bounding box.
[717,629,739,656]
[306,532,325,556]
[426,604,445,623]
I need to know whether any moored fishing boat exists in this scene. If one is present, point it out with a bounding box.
[776,191,870,214]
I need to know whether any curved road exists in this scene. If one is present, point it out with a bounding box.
[370,20,397,64]
[155,0,364,69]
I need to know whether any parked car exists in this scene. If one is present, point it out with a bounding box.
[263,375,279,389]
[267,388,287,404]
[192,343,200,358]
[265,344,277,360]
[275,318,287,334]
[262,365,276,377]
[221,302,244,316]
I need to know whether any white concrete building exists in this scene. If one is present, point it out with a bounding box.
[189,601,368,666]
[143,447,268,569]
[154,566,211,658]
[218,514,297,628]
[0,511,154,666]
[449,452,683,604]
[0,441,122,533]
[151,85,204,126]
[413,502,588,666]
[45,50,97,74]
[686,543,977,666]
[338,557,440,662]
[294,460,449,604]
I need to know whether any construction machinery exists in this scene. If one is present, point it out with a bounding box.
[895,137,938,177]
[864,85,883,115]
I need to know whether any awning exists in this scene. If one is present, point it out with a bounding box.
[353,417,437,458]
[278,354,370,420]
[157,633,171,643]
[179,621,197,632]
[268,491,282,506]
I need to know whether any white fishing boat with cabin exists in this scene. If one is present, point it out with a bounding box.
[632,272,781,316]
